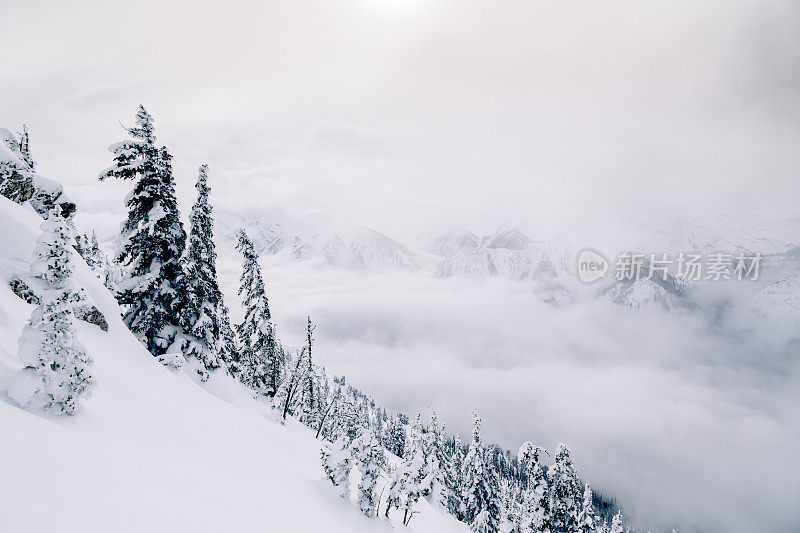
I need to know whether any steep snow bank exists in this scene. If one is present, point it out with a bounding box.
[0,196,465,533]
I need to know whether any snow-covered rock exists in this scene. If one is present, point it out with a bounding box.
[0,128,75,218]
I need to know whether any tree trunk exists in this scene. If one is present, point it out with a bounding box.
[315,397,336,439]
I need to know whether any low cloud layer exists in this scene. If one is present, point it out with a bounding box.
[234,259,798,533]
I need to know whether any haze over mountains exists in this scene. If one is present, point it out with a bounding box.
[213,208,800,316]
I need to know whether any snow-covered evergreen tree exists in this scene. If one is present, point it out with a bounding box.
[462,413,502,532]
[321,435,352,498]
[445,433,466,520]
[11,207,94,415]
[278,347,309,420]
[78,231,102,272]
[386,458,411,517]
[235,229,276,394]
[99,105,186,356]
[315,377,341,439]
[175,164,226,380]
[518,442,551,532]
[428,410,450,501]
[386,436,425,524]
[406,413,423,459]
[471,511,494,533]
[351,427,382,517]
[219,305,240,376]
[548,443,581,533]
[576,482,597,533]
[386,413,407,458]
[101,253,124,291]
[18,124,35,170]
[300,316,316,425]
[75,231,107,282]
[403,413,435,497]
[609,511,623,533]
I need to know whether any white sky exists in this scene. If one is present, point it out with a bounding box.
[2,0,800,238]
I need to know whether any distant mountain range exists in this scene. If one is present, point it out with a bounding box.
[215,209,800,311]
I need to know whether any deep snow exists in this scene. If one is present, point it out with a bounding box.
[0,196,466,533]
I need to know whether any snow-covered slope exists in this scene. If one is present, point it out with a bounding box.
[0,197,465,533]
[625,211,800,256]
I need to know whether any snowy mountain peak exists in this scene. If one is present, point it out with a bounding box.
[425,227,481,257]
[217,211,421,270]
[484,228,533,250]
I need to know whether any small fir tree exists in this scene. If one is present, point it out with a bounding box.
[576,482,597,533]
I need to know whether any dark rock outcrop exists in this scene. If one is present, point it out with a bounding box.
[0,161,35,204]
[8,277,108,332]
[9,276,40,304]
[73,304,109,332]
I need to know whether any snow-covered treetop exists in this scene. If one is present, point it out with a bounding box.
[130,105,156,146]
[471,412,482,444]
[98,104,157,182]
[517,441,547,468]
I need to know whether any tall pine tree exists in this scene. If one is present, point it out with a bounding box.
[576,481,598,533]
[445,433,466,520]
[548,443,581,533]
[518,442,552,532]
[300,316,316,424]
[235,229,278,394]
[175,164,227,380]
[99,105,186,356]
[461,413,502,533]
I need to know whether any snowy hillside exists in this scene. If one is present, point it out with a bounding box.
[0,196,466,533]
[623,210,800,257]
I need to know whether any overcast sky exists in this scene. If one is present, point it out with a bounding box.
[3,0,800,237]
[3,1,800,532]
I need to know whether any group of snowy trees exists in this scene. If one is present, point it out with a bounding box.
[319,403,623,532]
[74,231,122,290]
[8,110,627,531]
